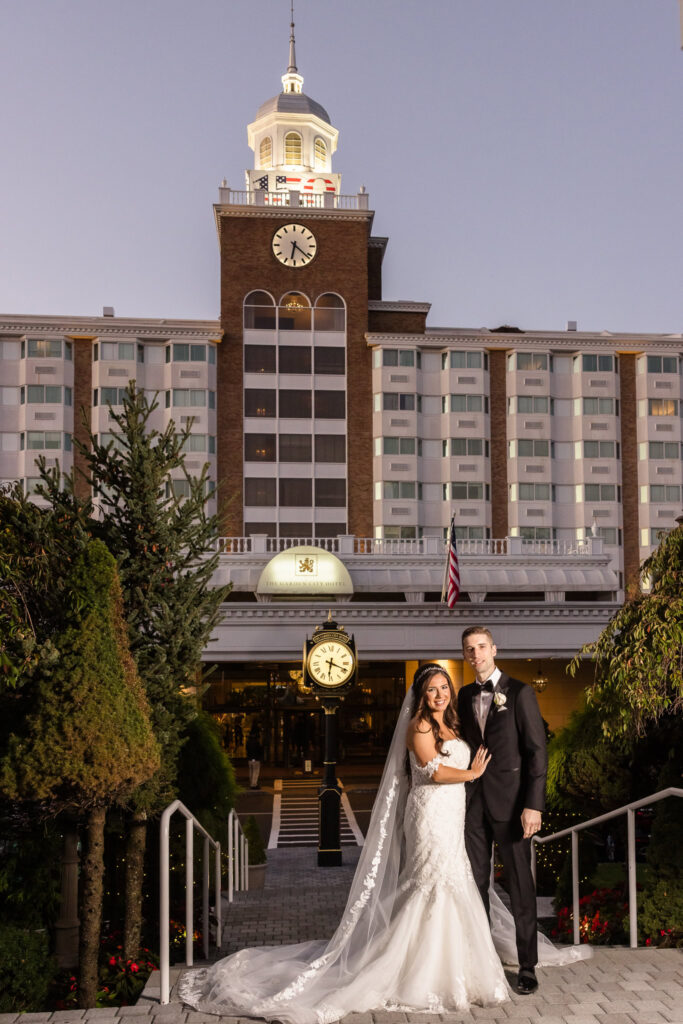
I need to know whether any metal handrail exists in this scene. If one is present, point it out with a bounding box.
[227,808,249,902]
[532,786,683,948]
[159,800,222,1005]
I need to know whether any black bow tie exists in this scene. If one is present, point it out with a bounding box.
[479,680,495,692]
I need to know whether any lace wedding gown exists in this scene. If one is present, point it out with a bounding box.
[179,738,509,1022]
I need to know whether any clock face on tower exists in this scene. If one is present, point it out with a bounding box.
[272,224,317,268]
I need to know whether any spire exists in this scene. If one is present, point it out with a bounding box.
[287,0,297,73]
[281,0,304,94]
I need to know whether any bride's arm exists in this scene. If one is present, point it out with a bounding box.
[409,727,491,784]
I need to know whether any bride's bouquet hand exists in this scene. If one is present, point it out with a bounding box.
[471,746,491,779]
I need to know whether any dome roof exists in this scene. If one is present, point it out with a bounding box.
[255,91,331,125]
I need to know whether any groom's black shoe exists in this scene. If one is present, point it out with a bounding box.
[516,968,538,995]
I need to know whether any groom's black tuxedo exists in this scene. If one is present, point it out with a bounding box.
[458,673,547,820]
[458,672,547,969]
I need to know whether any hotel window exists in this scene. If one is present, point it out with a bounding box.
[314,293,345,332]
[245,390,276,417]
[172,389,207,407]
[584,484,619,502]
[645,441,682,459]
[244,291,277,330]
[137,344,144,362]
[515,439,549,457]
[208,345,216,365]
[244,478,276,506]
[182,434,208,453]
[315,391,345,419]
[315,478,346,507]
[314,137,327,169]
[649,485,681,503]
[101,342,134,360]
[580,354,615,372]
[648,399,678,417]
[259,136,272,168]
[377,349,418,368]
[279,292,311,331]
[516,483,550,500]
[165,479,192,500]
[284,132,302,165]
[583,440,619,458]
[244,345,276,374]
[447,394,487,413]
[511,396,549,414]
[453,525,489,540]
[444,351,486,370]
[514,352,548,371]
[23,385,63,404]
[450,438,488,456]
[279,434,312,462]
[314,347,345,375]
[519,527,552,541]
[173,344,207,362]
[582,397,618,415]
[380,481,419,499]
[380,393,416,411]
[27,339,62,358]
[647,355,678,374]
[280,389,312,418]
[596,527,620,545]
[384,526,418,539]
[644,527,671,546]
[279,346,311,374]
[445,481,488,500]
[378,436,417,456]
[279,478,312,506]
[315,434,345,463]
[244,434,276,461]
[99,387,127,406]
[26,431,62,450]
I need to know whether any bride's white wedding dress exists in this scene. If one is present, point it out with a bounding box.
[179,738,508,1021]
[179,699,590,1023]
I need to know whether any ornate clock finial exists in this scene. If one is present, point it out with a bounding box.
[282,0,303,94]
[287,0,297,73]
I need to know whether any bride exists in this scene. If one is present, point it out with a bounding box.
[179,663,588,1022]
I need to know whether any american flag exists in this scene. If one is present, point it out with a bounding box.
[444,517,460,608]
[255,175,269,190]
[303,177,336,193]
[276,175,301,188]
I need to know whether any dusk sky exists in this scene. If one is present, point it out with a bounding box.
[0,0,681,334]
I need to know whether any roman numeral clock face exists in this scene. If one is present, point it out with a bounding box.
[272,224,317,267]
[307,640,354,688]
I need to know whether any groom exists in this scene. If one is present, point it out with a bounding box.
[457,626,547,995]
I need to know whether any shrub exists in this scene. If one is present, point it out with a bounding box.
[639,755,683,946]
[0,924,56,1012]
[552,887,630,945]
[243,814,267,866]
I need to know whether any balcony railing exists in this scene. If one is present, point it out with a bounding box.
[217,188,369,211]
[215,535,598,557]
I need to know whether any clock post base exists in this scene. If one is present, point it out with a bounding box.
[317,848,342,867]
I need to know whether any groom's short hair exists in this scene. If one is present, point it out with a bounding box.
[461,625,494,647]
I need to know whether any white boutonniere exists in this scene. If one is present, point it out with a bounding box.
[493,692,507,710]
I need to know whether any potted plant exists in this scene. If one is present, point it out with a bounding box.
[243,816,267,889]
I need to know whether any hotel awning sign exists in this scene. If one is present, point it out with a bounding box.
[256,545,353,599]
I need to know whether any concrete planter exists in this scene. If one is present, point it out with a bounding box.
[249,862,267,889]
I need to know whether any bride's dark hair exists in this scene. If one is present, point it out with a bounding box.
[409,663,460,760]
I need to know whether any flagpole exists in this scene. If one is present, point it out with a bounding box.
[441,512,455,603]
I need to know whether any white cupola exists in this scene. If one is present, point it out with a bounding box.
[245,10,340,196]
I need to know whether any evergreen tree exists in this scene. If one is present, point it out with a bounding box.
[37,383,232,955]
[0,540,159,1006]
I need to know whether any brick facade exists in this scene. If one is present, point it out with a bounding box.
[217,210,374,537]
[619,353,640,596]
[72,337,93,499]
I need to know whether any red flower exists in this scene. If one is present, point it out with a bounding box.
[109,957,117,966]
[130,963,139,973]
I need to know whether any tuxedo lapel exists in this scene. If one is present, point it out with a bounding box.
[484,673,510,735]
[470,686,485,742]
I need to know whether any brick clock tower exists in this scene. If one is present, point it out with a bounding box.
[214,19,384,541]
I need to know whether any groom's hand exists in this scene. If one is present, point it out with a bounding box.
[521,808,542,839]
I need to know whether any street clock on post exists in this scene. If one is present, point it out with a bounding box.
[303,613,357,703]
[303,611,357,867]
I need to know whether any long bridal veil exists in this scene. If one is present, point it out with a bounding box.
[179,689,589,1023]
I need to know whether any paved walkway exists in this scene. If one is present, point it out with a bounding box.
[5,846,680,1024]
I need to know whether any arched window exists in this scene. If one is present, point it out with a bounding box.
[279,291,311,331]
[314,137,327,170]
[314,293,346,332]
[284,132,302,165]
[259,137,272,169]
[244,290,276,330]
